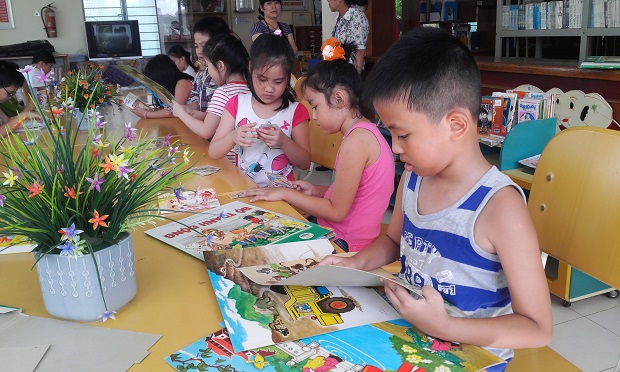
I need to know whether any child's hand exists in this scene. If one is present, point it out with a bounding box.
[171,102,184,117]
[257,125,284,148]
[383,281,450,333]
[290,180,314,195]
[233,123,258,147]
[244,187,288,202]
[318,255,363,269]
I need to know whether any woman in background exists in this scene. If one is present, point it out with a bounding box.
[129,54,194,119]
[168,45,197,78]
[251,0,298,54]
[328,0,369,73]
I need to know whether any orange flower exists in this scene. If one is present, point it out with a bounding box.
[99,97,104,103]
[88,210,109,229]
[67,71,73,76]
[321,37,346,62]
[83,93,90,99]
[27,181,44,197]
[51,107,64,118]
[98,64,104,69]
[63,186,83,199]
[100,156,118,173]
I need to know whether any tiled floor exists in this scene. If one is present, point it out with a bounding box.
[303,166,620,372]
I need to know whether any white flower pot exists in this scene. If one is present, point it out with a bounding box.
[35,235,137,322]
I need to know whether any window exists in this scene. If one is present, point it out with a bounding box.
[82,0,160,56]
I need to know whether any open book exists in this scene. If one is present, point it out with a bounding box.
[114,65,176,107]
[518,154,541,169]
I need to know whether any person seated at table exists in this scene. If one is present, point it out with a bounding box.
[173,34,250,141]
[129,54,194,119]
[251,0,298,55]
[185,16,233,122]
[168,44,197,78]
[0,61,41,136]
[22,51,56,91]
[208,34,311,187]
[244,38,394,252]
[319,28,552,369]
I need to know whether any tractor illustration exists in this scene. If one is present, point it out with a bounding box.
[282,286,356,326]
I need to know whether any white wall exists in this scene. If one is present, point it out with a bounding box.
[0,0,87,55]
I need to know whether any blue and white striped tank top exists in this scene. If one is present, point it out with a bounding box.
[399,166,525,361]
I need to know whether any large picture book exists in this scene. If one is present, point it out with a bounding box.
[203,244,400,352]
[165,319,506,372]
[144,201,332,260]
[114,65,177,107]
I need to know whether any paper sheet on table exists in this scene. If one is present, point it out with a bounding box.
[0,312,161,372]
[0,344,49,372]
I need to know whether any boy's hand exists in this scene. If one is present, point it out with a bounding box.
[383,282,450,333]
[244,187,288,202]
[233,123,258,147]
[318,255,363,269]
[257,125,284,148]
[290,180,313,195]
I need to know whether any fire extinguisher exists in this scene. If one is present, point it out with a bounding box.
[41,3,57,38]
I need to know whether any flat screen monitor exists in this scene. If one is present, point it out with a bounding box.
[85,20,142,60]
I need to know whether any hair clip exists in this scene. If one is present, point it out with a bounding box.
[274,29,282,37]
[321,37,346,61]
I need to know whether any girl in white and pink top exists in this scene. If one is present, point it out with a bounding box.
[173,34,250,140]
[209,34,311,187]
[244,38,395,252]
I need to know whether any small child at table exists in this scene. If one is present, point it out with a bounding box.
[244,37,394,252]
[319,28,552,370]
[208,34,311,187]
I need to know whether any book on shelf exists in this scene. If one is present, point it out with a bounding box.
[517,98,542,124]
[580,56,620,69]
[443,1,458,21]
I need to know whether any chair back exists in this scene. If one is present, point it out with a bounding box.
[528,126,620,290]
[294,77,343,170]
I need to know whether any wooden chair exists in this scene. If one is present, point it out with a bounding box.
[527,126,620,372]
[293,77,343,179]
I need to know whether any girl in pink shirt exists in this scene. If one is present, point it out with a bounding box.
[244,38,394,251]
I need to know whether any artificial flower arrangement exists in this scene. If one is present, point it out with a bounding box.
[54,63,121,111]
[0,66,193,321]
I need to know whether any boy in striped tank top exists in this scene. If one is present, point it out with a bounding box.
[320,28,552,369]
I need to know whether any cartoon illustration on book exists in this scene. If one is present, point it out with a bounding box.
[144,202,331,260]
[165,319,506,371]
[158,187,220,212]
[203,247,400,352]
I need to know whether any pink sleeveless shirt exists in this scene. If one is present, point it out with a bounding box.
[318,122,395,251]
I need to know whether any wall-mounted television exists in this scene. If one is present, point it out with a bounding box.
[85,20,142,60]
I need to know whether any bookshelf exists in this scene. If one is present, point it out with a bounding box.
[155,0,228,57]
[495,0,620,60]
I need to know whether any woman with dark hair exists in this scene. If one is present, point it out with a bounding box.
[0,61,41,136]
[328,0,369,73]
[129,54,194,119]
[251,0,298,54]
[167,45,197,78]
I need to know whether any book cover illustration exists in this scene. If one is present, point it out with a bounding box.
[266,172,294,188]
[517,98,541,123]
[114,65,176,107]
[429,0,442,21]
[165,319,506,372]
[238,253,467,318]
[144,201,331,260]
[158,187,220,213]
[0,235,36,254]
[444,1,458,20]
[203,247,400,352]
[492,92,518,132]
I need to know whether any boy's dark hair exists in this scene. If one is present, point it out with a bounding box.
[204,34,250,84]
[344,0,368,6]
[302,42,369,118]
[193,16,230,38]
[167,44,196,73]
[32,51,56,65]
[363,27,481,124]
[144,54,192,105]
[248,33,296,111]
[0,60,25,88]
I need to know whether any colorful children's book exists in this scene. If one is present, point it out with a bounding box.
[517,98,542,123]
[191,164,220,176]
[203,246,401,352]
[444,1,458,20]
[0,235,36,254]
[481,96,505,136]
[266,172,294,188]
[158,187,220,213]
[144,201,332,260]
[492,91,518,132]
[165,319,507,372]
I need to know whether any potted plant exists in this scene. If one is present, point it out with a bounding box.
[0,66,193,322]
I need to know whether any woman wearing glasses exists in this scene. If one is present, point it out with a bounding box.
[0,61,41,136]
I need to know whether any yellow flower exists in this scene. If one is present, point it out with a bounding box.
[2,169,18,187]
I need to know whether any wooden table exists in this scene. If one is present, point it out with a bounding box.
[0,117,308,371]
